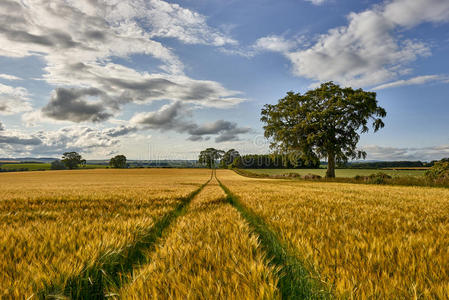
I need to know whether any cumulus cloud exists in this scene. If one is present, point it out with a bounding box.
[0,0,244,124]
[257,0,449,87]
[0,134,42,145]
[362,145,449,161]
[130,101,189,130]
[143,0,237,46]
[0,74,21,80]
[103,125,138,137]
[0,124,140,157]
[305,0,328,6]
[187,120,251,142]
[373,75,447,90]
[42,88,112,122]
[0,83,32,115]
[254,35,299,53]
[42,62,245,112]
[0,121,4,131]
[130,101,251,142]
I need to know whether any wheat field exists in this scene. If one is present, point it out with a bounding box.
[217,170,449,298]
[0,169,210,298]
[119,178,279,299]
[1,168,449,298]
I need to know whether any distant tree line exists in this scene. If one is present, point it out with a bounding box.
[50,152,128,170]
[198,148,320,169]
[342,161,427,169]
[231,153,319,169]
[198,146,449,170]
[341,159,449,169]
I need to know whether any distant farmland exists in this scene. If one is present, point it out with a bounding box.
[244,168,426,177]
[0,163,108,171]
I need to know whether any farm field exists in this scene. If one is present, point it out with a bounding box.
[217,170,449,298]
[0,169,211,298]
[119,178,279,299]
[0,163,108,171]
[1,168,449,298]
[245,168,426,177]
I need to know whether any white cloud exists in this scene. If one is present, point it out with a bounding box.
[0,0,245,125]
[0,83,32,115]
[373,75,446,90]
[362,145,449,161]
[0,124,139,157]
[259,0,449,87]
[130,101,251,142]
[0,74,21,80]
[144,0,237,46]
[305,0,327,5]
[254,35,299,53]
[383,0,449,27]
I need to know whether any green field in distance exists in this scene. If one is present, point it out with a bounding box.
[0,163,108,171]
[245,168,426,178]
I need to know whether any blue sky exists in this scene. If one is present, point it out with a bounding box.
[0,0,448,160]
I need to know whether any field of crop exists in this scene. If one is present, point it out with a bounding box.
[0,169,211,298]
[119,178,279,299]
[0,163,52,170]
[217,170,449,298]
[0,163,108,171]
[2,168,448,298]
[245,168,426,177]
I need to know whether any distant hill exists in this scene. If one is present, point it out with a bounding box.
[0,157,57,163]
[0,158,201,168]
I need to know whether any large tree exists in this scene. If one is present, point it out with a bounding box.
[198,148,224,169]
[219,149,240,168]
[61,152,86,169]
[261,82,386,178]
[109,155,127,168]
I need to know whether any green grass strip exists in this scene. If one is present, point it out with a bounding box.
[38,177,211,300]
[216,176,333,300]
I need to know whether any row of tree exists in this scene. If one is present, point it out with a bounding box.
[50,152,128,170]
[342,161,427,169]
[198,148,320,169]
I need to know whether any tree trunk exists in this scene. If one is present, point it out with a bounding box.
[326,152,336,178]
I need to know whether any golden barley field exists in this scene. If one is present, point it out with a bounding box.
[0,169,211,298]
[217,170,449,299]
[119,178,279,299]
[1,168,449,299]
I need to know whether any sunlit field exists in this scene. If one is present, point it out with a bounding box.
[0,169,210,298]
[119,178,279,299]
[1,168,448,298]
[217,170,449,298]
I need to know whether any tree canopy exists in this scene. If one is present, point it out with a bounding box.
[109,155,127,168]
[219,149,240,168]
[261,82,386,178]
[50,159,66,170]
[61,152,86,169]
[198,148,224,169]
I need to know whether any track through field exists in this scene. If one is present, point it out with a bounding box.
[216,173,332,299]
[38,175,212,299]
[117,172,280,298]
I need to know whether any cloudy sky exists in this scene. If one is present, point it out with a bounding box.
[0,0,448,161]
